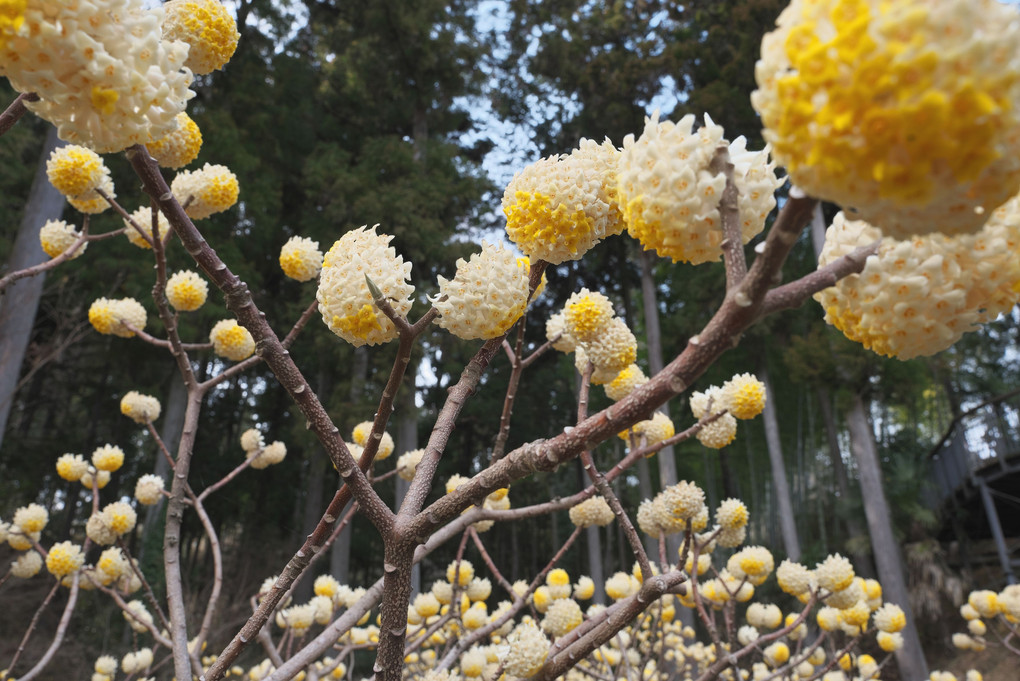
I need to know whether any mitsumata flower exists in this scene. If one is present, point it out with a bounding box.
[39,220,86,259]
[618,113,782,264]
[171,163,239,219]
[568,496,615,528]
[92,444,125,472]
[162,0,240,75]
[433,242,531,340]
[88,298,147,337]
[503,138,623,264]
[0,0,194,152]
[317,226,414,347]
[752,0,1020,238]
[146,111,203,169]
[210,319,255,361]
[165,270,209,311]
[46,145,106,198]
[68,175,115,215]
[279,236,323,282]
[120,391,161,423]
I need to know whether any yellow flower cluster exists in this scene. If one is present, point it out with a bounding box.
[146,112,203,169]
[279,236,323,282]
[120,391,162,424]
[816,198,1020,359]
[88,298,147,338]
[45,541,84,578]
[618,113,782,264]
[46,145,106,198]
[55,453,88,482]
[0,0,26,50]
[123,206,167,249]
[503,138,623,264]
[1,0,194,152]
[433,243,531,340]
[210,319,255,361]
[604,364,648,402]
[68,175,115,215]
[92,444,125,472]
[568,496,615,528]
[162,0,241,75]
[249,441,287,469]
[688,374,767,449]
[317,226,414,347]
[171,163,240,219]
[134,474,165,506]
[39,220,86,260]
[752,0,1020,238]
[351,421,395,460]
[166,270,209,312]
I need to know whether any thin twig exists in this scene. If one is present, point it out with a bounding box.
[0,92,38,137]
[709,146,747,291]
[0,218,90,295]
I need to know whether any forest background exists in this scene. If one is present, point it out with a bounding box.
[0,0,1017,675]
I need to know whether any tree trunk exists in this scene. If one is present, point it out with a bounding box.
[760,364,801,561]
[0,125,64,451]
[847,393,929,681]
[816,386,875,577]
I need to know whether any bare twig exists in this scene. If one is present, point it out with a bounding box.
[0,92,38,137]
[708,146,747,291]
[17,574,80,681]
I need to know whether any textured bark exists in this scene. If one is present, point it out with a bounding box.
[847,393,929,681]
[760,364,801,561]
[0,126,64,450]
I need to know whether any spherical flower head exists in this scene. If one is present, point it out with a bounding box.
[210,319,255,361]
[14,503,48,534]
[317,226,415,347]
[816,554,855,593]
[121,391,161,424]
[541,598,583,637]
[56,453,89,482]
[46,145,105,198]
[414,591,441,618]
[747,602,783,629]
[574,575,595,600]
[502,140,621,265]
[466,577,492,602]
[163,0,240,75]
[584,317,637,375]
[433,242,530,340]
[134,474,165,505]
[102,501,138,535]
[814,212,1018,359]
[68,175,115,215]
[446,560,474,587]
[80,469,111,491]
[728,546,774,585]
[763,641,790,667]
[39,219,86,259]
[95,545,127,576]
[690,386,725,419]
[92,444,125,472]
[89,298,147,338]
[716,498,748,531]
[563,289,615,343]
[279,236,323,282]
[240,428,265,453]
[777,559,814,597]
[250,440,286,469]
[752,0,1020,239]
[662,481,706,524]
[636,499,661,538]
[123,600,154,633]
[604,364,648,402]
[122,647,155,674]
[94,655,118,676]
[5,1,194,153]
[604,571,637,600]
[11,550,43,578]
[968,590,1000,619]
[171,163,240,219]
[568,496,615,528]
[397,448,425,481]
[721,373,766,420]
[121,206,160,249]
[618,113,782,264]
[46,540,84,577]
[146,111,202,169]
[545,312,576,353]
[869,602,906,633]
[165,270,209,312]
[877,630,904,653]
[503,620,549,677]
[696,412,737,449]
[546,568,570,588]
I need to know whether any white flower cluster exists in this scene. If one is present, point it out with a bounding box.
[1,0,194,152]
[433,243,531,340]
[618,113,782,264]
[317,226,414,347]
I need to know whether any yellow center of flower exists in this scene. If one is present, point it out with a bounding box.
[90,86,120,115]
[505,191,598,259]
[334,304,383,341]
[546,569,569,587]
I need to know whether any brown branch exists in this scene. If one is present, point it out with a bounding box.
[0,92,38,137]
[492,321,527,462]
[97,187,155,248]
[709,146,747,291]
[761,241,879,316]
[0,218,90,296]
[16,574,80,681]
[121,322,212,351]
